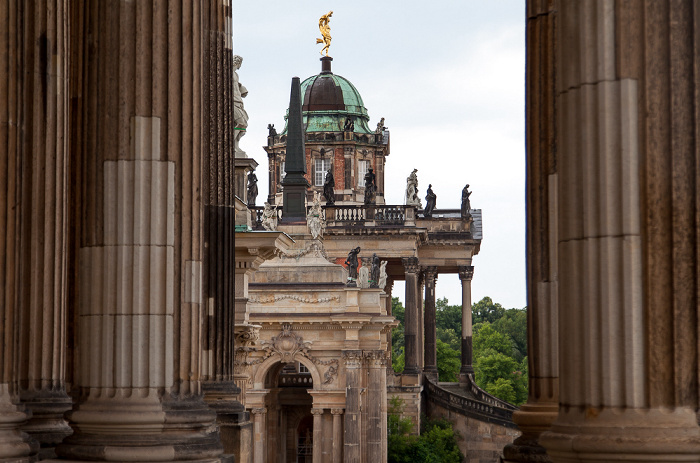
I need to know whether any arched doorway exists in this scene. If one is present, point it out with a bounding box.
[263,360,314,463]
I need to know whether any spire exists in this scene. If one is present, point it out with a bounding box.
[281,77,310,222]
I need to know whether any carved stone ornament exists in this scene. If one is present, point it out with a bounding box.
[261,323,312,363]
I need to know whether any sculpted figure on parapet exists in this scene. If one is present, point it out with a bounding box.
[233,55,248,156]
[261,202,277,231]
[307,192,325,239]
[323,168,335,205]
[424,184,436,217]
[344,247,361,286]
[405,169,422,208]
[461,184,472,218]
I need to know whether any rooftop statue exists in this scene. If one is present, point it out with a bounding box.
[369,254,381,288]
[424,184,436,217]
[406,169,422,208]
[316,11,333,57]
[247,171,258,207]
[261,202,278,231]
[378,261,388,290]
[307,191,325,239]
[323,168,335,205]
[343,118,354,132]
[344,246,361,286]
[461,184,472,218]
[375,117,386,134]
[233,55,248,157]
[267,123,277,137]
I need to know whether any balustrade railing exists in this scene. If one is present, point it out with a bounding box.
[248,204,411,229]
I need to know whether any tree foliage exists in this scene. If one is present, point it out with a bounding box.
[388,397,462,463]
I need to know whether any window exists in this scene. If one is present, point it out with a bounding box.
[358,160,370,187]
[298,363,309,373]
[315,158,331,186]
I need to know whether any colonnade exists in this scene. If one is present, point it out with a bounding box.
[397,258,475,382]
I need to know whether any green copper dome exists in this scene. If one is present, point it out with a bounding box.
[283,59,373,134]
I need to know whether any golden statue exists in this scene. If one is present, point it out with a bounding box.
[316,11,333,56]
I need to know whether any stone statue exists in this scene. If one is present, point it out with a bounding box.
[316,11,333,56]
[369,254,380,288]
[343,118,354,132]
[323,168,335,205]
[233,55,248,157]
[424,184,437,217]
[267,123,277,137]
[461,184,472,218]
[247,171,258,207]
[344,246,361,286]
[261,202,277,231]
[358,265,370,289]
[364,168,376,205]
[378,261,388,290]
[405,169,422,207]
[307,191,325,239]
[375,117,386,134]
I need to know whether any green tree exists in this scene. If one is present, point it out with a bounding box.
[391,297,405,372]
[493,308,527,360]
[436,339,460,382]
[436,297,462,335]
[472,323,513,359]
[472,296,506,324]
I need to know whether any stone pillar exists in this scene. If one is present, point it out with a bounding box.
[343,350,362,462]
[15,1,73,458]
[458,266,474,378]
[503,1,558,461]
[365,351,387,462]
[56,2,222,460]
[538,1,700,461]
[267,152,276,205]
[331,409,344,463]
[311,408,324,463]
[402,258,420,375]
[251,408,267,463]
[385,278,394,354]
[423,268,438,380]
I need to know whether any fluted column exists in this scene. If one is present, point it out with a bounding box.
[539,1,700,461]
[343,350,362,462]
[503,1,558,461]
[311,408,324,463]
[251,407,266,463]
[331,409,344,463]
[458,266,474,378]
[402,258,420,375]
[57,2,222,460]
[0,1,39,460]
[15,0,73,458]
[423,268,438,380]
[365,351,387,462]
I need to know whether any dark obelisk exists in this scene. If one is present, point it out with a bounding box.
[281,77,310,222]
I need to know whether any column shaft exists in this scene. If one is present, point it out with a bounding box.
[402,258,420,375]
[251,408,266,463]
[459,266,474,377]
[311,408,324,463]
[365,351,386,462]
[57,2,222,460]
[343,351,362,462]
[331,409,344,463]
[423,268,438,379]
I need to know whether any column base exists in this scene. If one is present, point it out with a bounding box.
[20,390,73,459]
[56,392,224,462]
[502,403,558,462]
[0,385,39,462]
[540,407,700,462]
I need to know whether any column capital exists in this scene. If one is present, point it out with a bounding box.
[402,257,420,274]
[342,350,364,367]
[458,265,474,281]
[364,350,387,367]
[331,408,345,415]
[422,266,438,282]
[310,408,325,416]
[250,407,267,415]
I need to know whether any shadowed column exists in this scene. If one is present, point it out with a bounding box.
[402,258,420,375]
[459,266,474,379]
[423,267,438,380]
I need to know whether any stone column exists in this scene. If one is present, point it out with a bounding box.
[343,350,362,462]
[251,407,267,463]
[0,1,41,461]
[458,266,474,378]
[385,278,394,354]
[267,152,276,205]
[402,258,420,375]
[311,408,324,463]
[365,351,387,462]
[57,2,222,460]
[15,0,73,458]
[423,267,438,380]
[331,409,344,463]
[503,1,558,461]
[538,1,700,461]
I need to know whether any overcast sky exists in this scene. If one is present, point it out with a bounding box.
[233,1,527,310]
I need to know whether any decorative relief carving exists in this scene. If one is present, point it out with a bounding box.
[274,240,332,262]
[261,323,311,363]
[458,265,475,281]
[234,325,261,376]
[249,294,340,304]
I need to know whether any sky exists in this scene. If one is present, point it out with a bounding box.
[233,1,527,310]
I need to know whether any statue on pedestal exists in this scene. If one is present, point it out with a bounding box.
[364,168,376,205]
[307,192,325,239]
[247,171,258,207]
[234,55,248,157]
[344,247,361,286]
[261,202,278,231]
[316,11,333,56]
[378,261,388,290]
[405,169,422,208]
[424,184,436,217]
[370,254,381,288]
[323,168,335,205]
[461,184,472,218]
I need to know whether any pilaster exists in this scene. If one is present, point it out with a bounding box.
[343,350,363,462]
